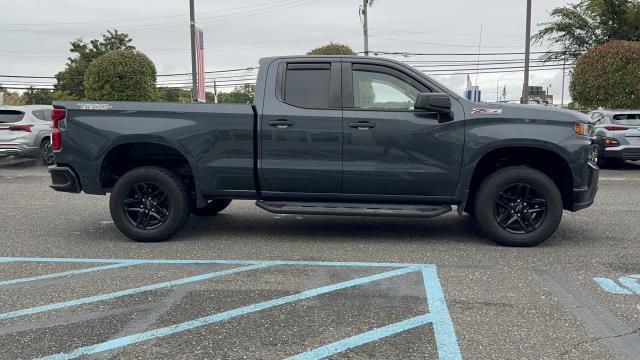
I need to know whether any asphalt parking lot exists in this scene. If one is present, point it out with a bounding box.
[1,161,640,359]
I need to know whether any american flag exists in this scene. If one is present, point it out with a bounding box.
[194,27,206,102]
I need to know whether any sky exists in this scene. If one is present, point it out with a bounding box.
[0,0,574,103]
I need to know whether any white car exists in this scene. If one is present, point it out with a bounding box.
[0,105,54,165]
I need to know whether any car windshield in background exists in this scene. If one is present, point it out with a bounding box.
[0,110,25,123]
[613,114,640,126]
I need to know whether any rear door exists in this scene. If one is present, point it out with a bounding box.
[259,60,343,196]
[341,62,463,200]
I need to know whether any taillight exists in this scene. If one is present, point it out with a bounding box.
[51,108,66,151]
[604,125,629,131]
[604,138,620,147]
[7,124,33,132]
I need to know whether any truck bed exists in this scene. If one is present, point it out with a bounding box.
[53,101,257,198]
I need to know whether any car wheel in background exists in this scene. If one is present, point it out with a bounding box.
[474,166,563,247]
[40,139,54,165]
[191,199,232,216]
[109,166,191,242]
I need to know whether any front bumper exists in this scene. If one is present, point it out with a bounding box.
[48,166,81,193]
[571,162,599,211]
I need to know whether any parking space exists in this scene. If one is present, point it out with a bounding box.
[1,162,640,358]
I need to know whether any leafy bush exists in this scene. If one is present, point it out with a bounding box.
[570,40,640,108]
[84,50,157,101]
[307,43,357,55]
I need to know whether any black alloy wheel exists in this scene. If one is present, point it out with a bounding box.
[474,166,563,247]
[122,182,170,230]
[110,166,191,242]
[494,183,547,234]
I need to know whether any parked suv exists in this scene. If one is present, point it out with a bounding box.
[589,110,640,167]
[0,105,54,165]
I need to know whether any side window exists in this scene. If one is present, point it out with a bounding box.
[352,68,422,111]
[283,63,331,109]
[32,110,46,121]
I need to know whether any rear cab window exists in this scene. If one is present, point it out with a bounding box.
[613,114,640,126]
[281,63,332,109]
[0,110,25,123]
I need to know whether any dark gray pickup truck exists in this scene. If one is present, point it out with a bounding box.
[49,55,598,246]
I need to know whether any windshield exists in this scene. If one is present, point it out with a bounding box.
[0,110,25,123]
[613,114,640,126]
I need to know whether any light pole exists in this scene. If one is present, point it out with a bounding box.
[189,0,198,102]
[521,0,532,104]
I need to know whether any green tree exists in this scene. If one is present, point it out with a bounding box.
[217,84,255,104]
[84,50,157,101]
[307,42,357,55]
[0,87,26,105]
[24,88,54,105]
[534,0,640,62]
[570,40,640,108]
[55,30,135,99]
[157,87,192,103]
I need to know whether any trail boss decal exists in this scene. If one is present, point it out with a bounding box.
[77,104,113,110]
[472,108,503,115]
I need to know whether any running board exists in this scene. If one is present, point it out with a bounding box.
[256,200,452,218]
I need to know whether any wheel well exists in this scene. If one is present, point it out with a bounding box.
[100,143,194,192]
[40,136,50,146]
[465,147,574,213]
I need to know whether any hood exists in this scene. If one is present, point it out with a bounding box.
[463,101,591,124]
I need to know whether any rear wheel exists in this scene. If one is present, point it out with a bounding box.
[40,139,54,165]
[474,167,563,247]
[191,199,232,216]
[109,167,191,242]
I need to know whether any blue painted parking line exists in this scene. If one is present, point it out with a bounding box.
[286,267,461,360]
[286,314,434,360]
[0,257,460,359]
[0,263,272,320]
[594,275,640,295]
[0,262,141,287]
[40,267,419,360]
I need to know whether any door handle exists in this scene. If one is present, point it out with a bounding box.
[348,121,376,130]
[268,119,295,129]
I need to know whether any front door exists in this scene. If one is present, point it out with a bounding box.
[341,62,463,200]
[259,61,343,196]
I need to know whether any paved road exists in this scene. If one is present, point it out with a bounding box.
[1,162,640,359]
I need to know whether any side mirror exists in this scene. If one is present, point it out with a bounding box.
[415,93,452,113]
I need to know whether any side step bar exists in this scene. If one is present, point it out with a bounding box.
[256,200,452,219]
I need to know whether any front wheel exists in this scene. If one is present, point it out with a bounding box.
[474,167,563,247]
[109,167,191,242]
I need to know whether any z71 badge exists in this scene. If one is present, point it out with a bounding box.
[472,108,503,115]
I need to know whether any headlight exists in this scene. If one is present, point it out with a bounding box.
[573,122,592,136]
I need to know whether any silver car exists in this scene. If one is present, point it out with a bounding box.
[0,105,54,165]
[588,110,640,167]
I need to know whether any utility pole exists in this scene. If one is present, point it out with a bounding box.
[561,59,566,107]
[189,0,198,102]
[361,0,373,56]
[521,0,532,104]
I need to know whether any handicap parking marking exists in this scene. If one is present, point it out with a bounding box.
[0,257,461,360]
[594,274,640,295]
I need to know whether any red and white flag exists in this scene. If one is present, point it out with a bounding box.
[194,27,206,102]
